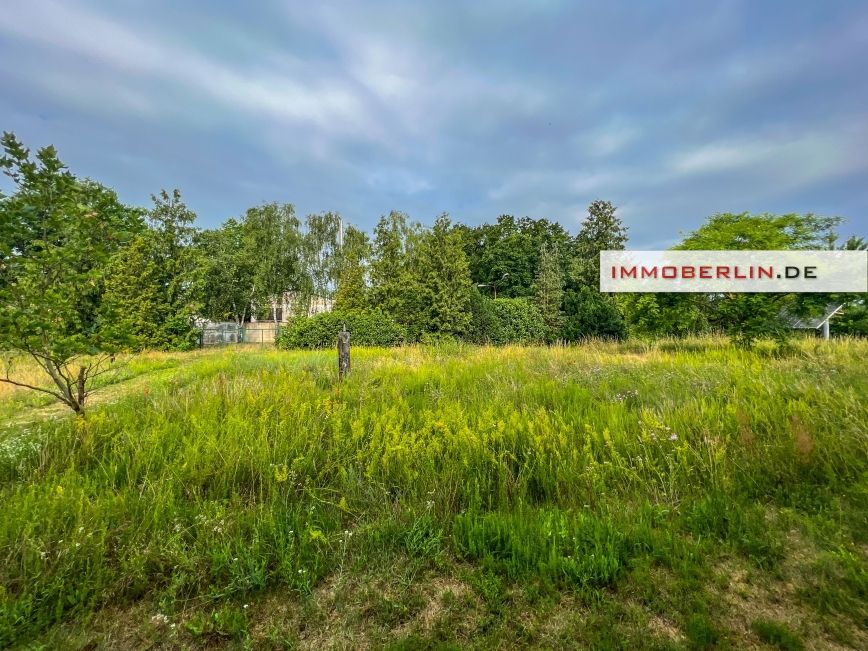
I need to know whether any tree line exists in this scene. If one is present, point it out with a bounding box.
[1,134,865,411]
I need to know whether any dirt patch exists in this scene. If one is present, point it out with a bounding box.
[715,557,865,650]
[647,612,686,645]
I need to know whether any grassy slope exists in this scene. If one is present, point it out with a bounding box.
[0,340,866,650]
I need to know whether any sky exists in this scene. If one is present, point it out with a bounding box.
[1,0,866,248]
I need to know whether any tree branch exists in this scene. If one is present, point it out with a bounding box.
[0,373,67,403]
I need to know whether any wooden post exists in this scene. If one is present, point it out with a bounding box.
[822,319,830,341]
[338,325,350,379]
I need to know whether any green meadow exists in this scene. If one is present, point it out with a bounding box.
[1,339,866,649]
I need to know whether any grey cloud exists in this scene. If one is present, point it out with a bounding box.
[0,0,865,244]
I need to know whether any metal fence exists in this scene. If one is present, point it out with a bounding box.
[200,323,279,346]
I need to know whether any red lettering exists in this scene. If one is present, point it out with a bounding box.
[641,267,657,279]
[682,266,695,279]
[716,266,730,279]
[700,266,712,279]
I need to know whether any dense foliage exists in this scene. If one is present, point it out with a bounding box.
[0,133,143,411]
[467,296,547,344]
[1,132,865,410]
[101,190,202,351]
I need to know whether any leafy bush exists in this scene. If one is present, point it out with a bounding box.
[716,294,792,349]
[562,287,626,341]
[620,293,709,338]
[467,297,546,345]
[832,299,868,337]
[276,310,406,349]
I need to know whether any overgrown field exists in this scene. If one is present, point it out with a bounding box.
[1,340,866,649]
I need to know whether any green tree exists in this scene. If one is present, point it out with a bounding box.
[827,234,868,336]
[675,212,841,251]
[369,211,422,332]
[415,214,474,337]
[0,133,143,412]
[563,200,628,340]
[832,299,868,336]
[533,241,565,342]
[572,199,628,288]
[676,212,844,347]
[333,225,371,311]
[101,190,201,350]
[196,219,255,325]
[298,211,341,315]
[242,202,303,322]
[457,215,571,298]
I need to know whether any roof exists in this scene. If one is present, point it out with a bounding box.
[782,303,845,329]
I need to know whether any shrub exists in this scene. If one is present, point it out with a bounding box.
[467,297,546,345]
[276,310,406,349]
[562,287,626,341]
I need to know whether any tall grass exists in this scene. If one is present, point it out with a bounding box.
[0,339,866,645]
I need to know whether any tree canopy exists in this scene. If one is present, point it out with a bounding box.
[1,132,866,410]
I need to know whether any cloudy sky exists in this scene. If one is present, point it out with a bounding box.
[1,1,866,247]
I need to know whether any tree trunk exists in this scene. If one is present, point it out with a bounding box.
[338,327,350,379]
[75,365,87,412]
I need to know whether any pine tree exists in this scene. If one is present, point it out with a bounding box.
[415,214,474,337]
[572,199,628,288]
[563,200,628,341]
[533,242,564,342]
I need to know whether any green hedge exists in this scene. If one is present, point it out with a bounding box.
[276,310,407,349]
[468,297,546,345]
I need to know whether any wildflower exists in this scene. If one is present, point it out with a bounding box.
[151,613,169,626]
[274,463,289,483]
[669,434,678,441]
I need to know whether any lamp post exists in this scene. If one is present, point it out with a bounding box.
[477,272,509,299]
